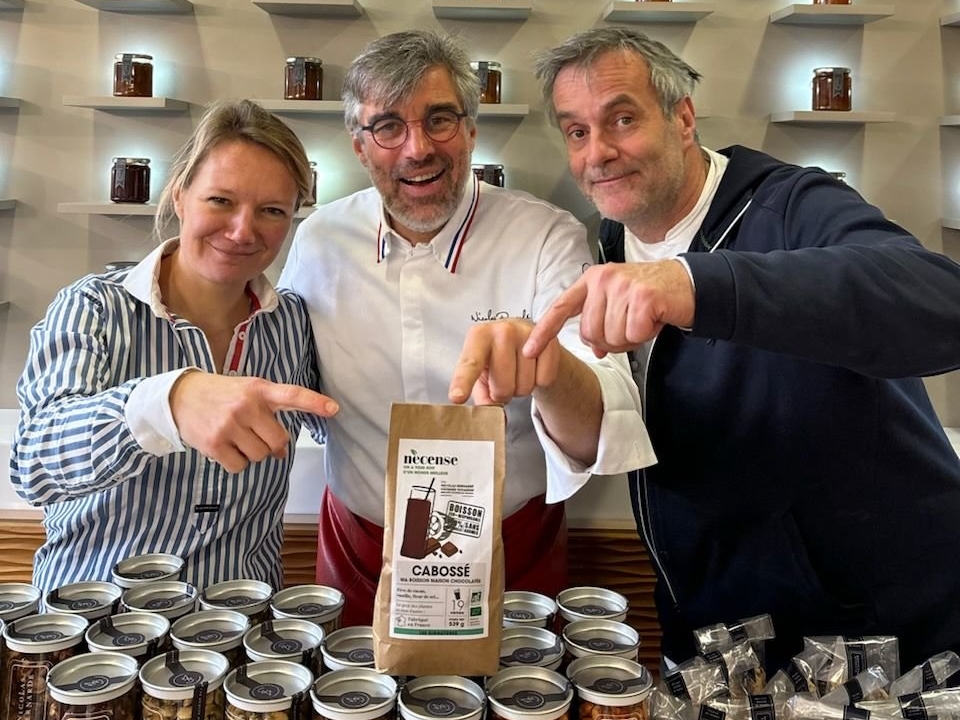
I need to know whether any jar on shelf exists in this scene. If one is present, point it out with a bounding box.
[472,164,505,187]
[471,61,502,104]
[113,53,154,97]
[110,157,151,204]
[813,0,851,4]
[285,57,323,100]
[812,67,852,111]
[828,171,847,183]
[638,0,672,3]
[303,161,317,207]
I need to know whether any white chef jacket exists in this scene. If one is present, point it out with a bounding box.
[279,175,655,524]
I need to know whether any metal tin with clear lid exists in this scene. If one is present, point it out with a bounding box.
[311,667,397,720]
[224,659,314,715]
[561,619,640,661]
[500,626,564,671]
[48,650,140,717]
[555,587,628,626]
[86,611,171,662]
[244,618,324,677]
[566,656,653,713]
[140,648,230,720]
[320,625,374,672]
[399,675,485,720]
[113,53,154,97]
[271,583,345,634]
[112,552,184,588]
[486,666,573,720]
[0,582,42,622]
[200,578,273,627]
[121,580,198,621]
[45,580,122,621]
[171,609,251,669]
[504,591,557,629]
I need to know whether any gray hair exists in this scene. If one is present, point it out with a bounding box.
[534,26,702,124]
[154,99,311,240]
[342,30,481,135]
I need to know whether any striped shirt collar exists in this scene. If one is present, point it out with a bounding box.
[376,173,481,273]
[123,238,280,318]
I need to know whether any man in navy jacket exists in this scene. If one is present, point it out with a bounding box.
[527,26,960,673]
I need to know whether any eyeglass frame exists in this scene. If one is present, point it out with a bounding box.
[358,108,470,150]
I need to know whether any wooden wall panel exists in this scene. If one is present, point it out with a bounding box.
[0,519,662,670]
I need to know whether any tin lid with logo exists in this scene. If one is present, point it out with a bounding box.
[813,66,851,75]
[48,650,140,704]
[555,586,628,623]
[311,667,397,720]
[321,625,374,670]
[0,582,42,622]
[112,552,183,588]
[486,666,573,720]
[121,580,198,620]
[140,648,231,700]
[244,618,324,663]
[286,57,323,65]
[225,659,314,713]
[562,619,640,659]
[86,611,170,658]
[200,579,272,618]
[399,675,485,720]
[271,584,345,623]
[114,53,153,61]
[45,581,122,621]
[566,655,653,707]
[171,609,250,653]
[500,626,563,669]
[3,611,89,653]
[503,591,557,628]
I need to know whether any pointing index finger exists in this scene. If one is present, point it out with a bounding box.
[448,328,495,404]
[523,281,588,359]
[265,384,340,417]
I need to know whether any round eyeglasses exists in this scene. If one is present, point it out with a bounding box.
[359,110,469,150]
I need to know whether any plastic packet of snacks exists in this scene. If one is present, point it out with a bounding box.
[888,651,960,699]
[649,685,696,720]
[820,664,890,706]
[859,688,960,720]
[698,693,790,720]
[661,655,728,704]
[694,615,776,669]
[804,636,900,697]
[764,645,827,697]
[784,693,899,720]
[700,640,767,698]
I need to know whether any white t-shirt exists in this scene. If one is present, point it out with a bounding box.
[280,175,656,524]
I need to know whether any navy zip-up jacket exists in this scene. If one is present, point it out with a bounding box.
[599,145,960,673]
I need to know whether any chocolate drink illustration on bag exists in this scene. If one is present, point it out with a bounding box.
[400,478,436,559]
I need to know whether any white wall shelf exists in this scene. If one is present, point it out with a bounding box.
[769,110,896,124]
[252,0,362,17]
[63,96,190,112]
[477,103,529,117]
[603,1,715,23]
[0,302,8,310]
[0,0,23,9]
[432,0,531,20]
[58,202,158,216]
[942,218,960,230]
[941,11,960,27]
[73,0,193,12]
[769,4,894,25]
[0,97,21,108]
[0,199,15,210]
[252,99,345,115]
[941,115,960,126]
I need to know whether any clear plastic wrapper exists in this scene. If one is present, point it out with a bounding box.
[785,693,900,720]
[859,688,960,720]
[804,636,900,696]
[650,685,696,720]
[820,665,889,706]
[661,656,728,703]
[701,641,767,698]
[695,615,776,668]
[889,652,960,699]
[764,646,827,697]
[699,693,789,720]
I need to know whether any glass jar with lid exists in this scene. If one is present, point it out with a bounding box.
[285,57,323,100]
[113,53,154,97]
[470,61,502,103]
[48,650,140,720]
[813,0,851,4]
[303,161,318,207]
[141,648,230,720]
[111,158,151,204]
[812,67,852,111]
[472,164,505,187]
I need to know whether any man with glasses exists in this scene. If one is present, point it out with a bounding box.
[279,30,655,625]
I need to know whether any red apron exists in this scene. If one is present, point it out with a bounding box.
[314,487,568,627]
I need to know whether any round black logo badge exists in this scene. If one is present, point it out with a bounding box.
[339,691,371,709]
[171,671,203,687]
[250,682,284,701]
[425,697,458,716]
